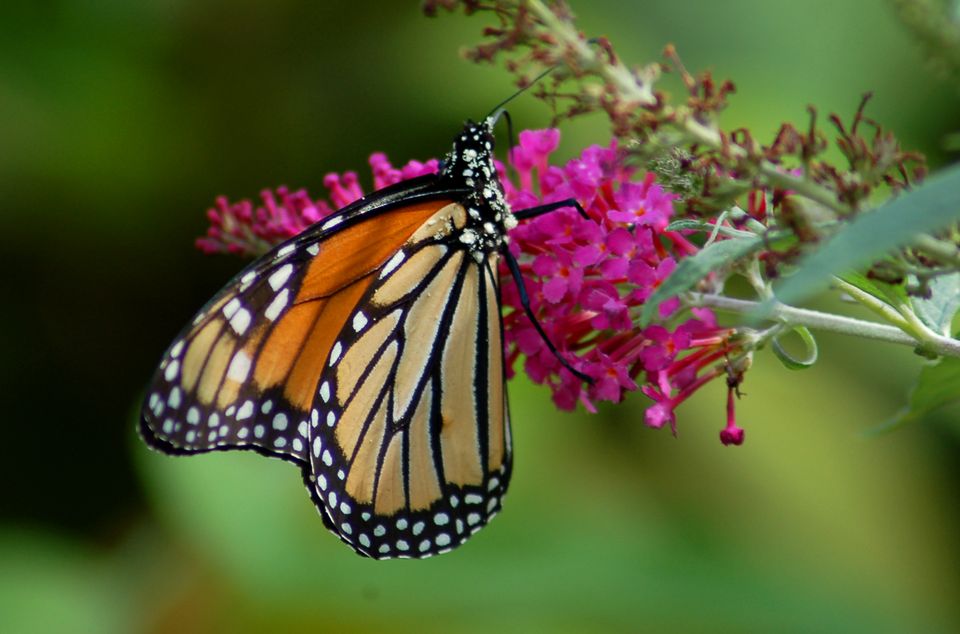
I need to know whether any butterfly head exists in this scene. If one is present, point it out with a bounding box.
[440,117,517,260]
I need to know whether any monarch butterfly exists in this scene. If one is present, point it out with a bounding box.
[140,113,588,559]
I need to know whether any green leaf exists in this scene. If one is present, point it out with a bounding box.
[764,165,960,310]
[867,356,960,435]
[912,273,960,337]
[771,326,819,369]
[640,236,764,326]
[665,219,758,239]
[666,219,711,232]
[839,270,908,308]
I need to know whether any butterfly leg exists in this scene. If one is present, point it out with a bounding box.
[513,198,590,221]
[502,249,593,384]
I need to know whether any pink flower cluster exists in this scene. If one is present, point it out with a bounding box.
[196,155,439,255]
[197,131,745,445]
[499,131,742,444]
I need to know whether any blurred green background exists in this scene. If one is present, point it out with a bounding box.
[2,1,959,632]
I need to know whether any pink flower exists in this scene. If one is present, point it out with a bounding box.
[721,385,746,446]
[196,155,438,256]
[584,352,638,403]
[196,187,334,256]
[607,172,676,231]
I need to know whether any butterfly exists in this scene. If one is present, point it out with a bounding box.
[140,113,588,559]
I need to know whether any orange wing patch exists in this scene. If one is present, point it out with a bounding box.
[142,197,456,466]
[296,201,446,302]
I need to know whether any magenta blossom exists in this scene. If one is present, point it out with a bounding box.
[196,156,439,255]
[197,130,747,444]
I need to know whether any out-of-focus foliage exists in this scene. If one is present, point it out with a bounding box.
[2,1,959,632]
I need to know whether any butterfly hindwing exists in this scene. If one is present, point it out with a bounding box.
[305,203,512,559]
[140,196,453,465]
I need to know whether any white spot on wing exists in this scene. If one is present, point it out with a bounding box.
[329,341,342,366]
[352,311,368,332]
[320,382,330,403]
[381,251,405,278]
[272,413,288,430]
[307,243,320,256]
[321,216,343,231]
[223,298,241,319]
[230,308,251,335]
[265,288,289,321]
[277,244,296,258]
[236,400,254,421]
[322,449,333,466]
[268,264,293,291]
[226,350,252,382]
[164,360,180,382]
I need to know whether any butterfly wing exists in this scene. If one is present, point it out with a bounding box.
[140,193,455,466]
[304,202,512,559]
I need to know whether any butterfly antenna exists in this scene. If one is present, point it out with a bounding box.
[486,67,556,186]
[485,65,557,121]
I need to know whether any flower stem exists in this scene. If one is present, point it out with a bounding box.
[832,277,912,331]
[689,292,960,357]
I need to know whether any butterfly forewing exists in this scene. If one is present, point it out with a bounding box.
[306,203,512,559]
[140,199,451,465]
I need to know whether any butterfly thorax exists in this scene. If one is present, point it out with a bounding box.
[439,117,517,262]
